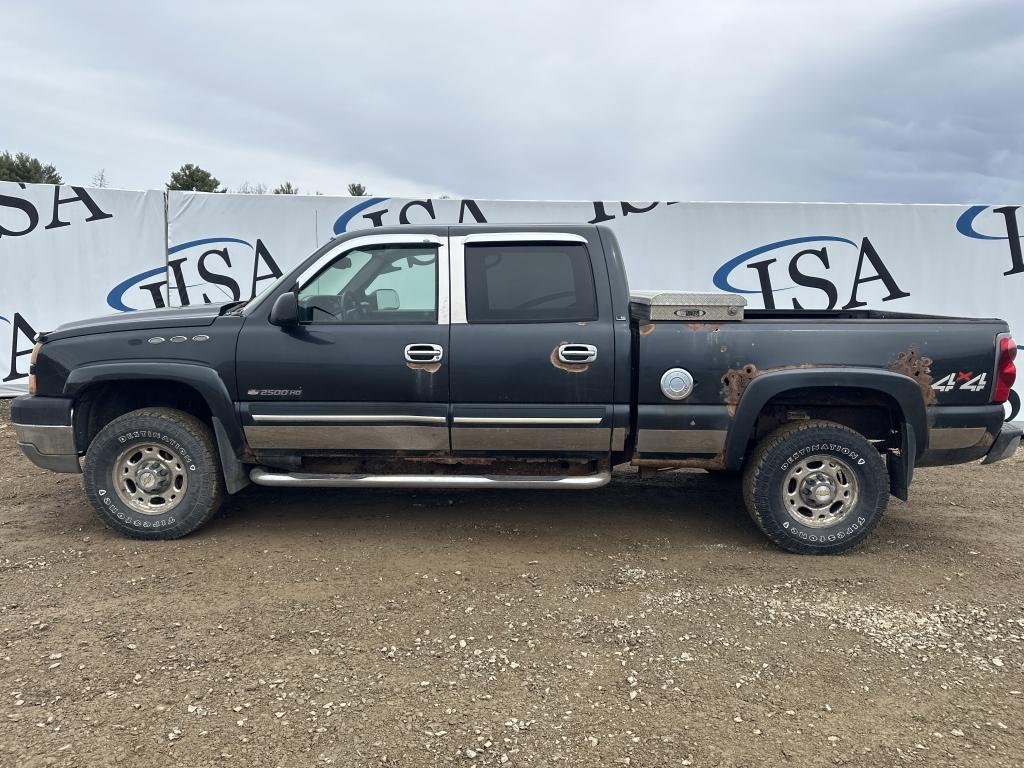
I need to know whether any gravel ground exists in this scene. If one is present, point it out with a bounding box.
[1,398,1023,767]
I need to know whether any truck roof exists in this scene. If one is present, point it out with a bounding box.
[326,223,606,245]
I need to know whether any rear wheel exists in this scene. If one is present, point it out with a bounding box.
[742,420,888,554]
[83,408,224,539]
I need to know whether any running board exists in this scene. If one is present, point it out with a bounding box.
[249,467,611,490]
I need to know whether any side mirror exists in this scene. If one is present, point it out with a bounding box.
[371,288,400,311]
[269,291,299,326]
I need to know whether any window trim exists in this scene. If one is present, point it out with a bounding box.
[450,233,593,324]
[294,233,449,325]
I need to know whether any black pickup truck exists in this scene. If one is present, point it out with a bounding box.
[11,224,1021,553]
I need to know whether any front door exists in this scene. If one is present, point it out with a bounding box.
[447,230,615,457]
[236,232,450,455]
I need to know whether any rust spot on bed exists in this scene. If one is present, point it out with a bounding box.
[550,342,588,373]
[721,364,759,416]
[639,323,656,336]
[686,323,720,333]
[720,362,821,416]
[407,361,442,374]
[889,349,935,405]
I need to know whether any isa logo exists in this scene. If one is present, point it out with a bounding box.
[956,206,1023,276]
[712,235,909,310]
[0,311,36,384]
[106,237,284,312]
[331,197,490,233]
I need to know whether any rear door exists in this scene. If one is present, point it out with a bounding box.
[447,229,616,456]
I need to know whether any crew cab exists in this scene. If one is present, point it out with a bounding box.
[11,224,1021,553]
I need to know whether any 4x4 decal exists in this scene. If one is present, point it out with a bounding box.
[932,372,987,392]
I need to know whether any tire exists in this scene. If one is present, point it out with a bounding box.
[83,408,224,539]
[742,420,888,555]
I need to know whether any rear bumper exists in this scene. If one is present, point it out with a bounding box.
[981,422,1022,465]
[919,405,1008,466]
[11,395,81,474]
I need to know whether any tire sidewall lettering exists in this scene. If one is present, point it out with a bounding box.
[782,515,867,542]
[116,429,195,467]
[779,443,864,472]
[94,486,179,528]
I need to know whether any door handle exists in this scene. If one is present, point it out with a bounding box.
[404,343,444,363]
[557,343,598,364]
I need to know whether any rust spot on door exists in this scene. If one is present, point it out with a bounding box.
[550,343,588,373]
[639,323,656,336]
[889,349,935,405]
[407,361,442,374]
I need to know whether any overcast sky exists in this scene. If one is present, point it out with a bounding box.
[2,0,1022,203]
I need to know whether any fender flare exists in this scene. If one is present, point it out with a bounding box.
[723,367,929,472]
[63,361,250,493]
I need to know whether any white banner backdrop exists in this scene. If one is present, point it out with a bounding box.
[4,183,1024,418]
[162,194,1024,324]
[0,182,166,396]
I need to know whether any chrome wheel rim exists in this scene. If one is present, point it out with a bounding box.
[112,443,189,515]
[781,454,859,528]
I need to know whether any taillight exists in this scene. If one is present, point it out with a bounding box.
[993,334,1017,403]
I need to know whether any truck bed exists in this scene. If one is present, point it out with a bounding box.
[630,311,1009,468]
[743,309,1002,322]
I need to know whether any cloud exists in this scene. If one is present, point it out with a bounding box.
[1,0,1021,203]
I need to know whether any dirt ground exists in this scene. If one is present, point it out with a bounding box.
[1,399,1022,768]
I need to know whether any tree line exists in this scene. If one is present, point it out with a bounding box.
[0,150,370,196]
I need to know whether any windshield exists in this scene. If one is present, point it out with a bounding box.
[240,270,297,316]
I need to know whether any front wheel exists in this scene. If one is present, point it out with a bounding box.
[83,408,224,539]
[742,420,889,555]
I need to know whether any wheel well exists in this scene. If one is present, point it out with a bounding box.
[74,380,213,453]
[751,386,902,453]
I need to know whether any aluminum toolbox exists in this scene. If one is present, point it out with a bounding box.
[629,291,746,322]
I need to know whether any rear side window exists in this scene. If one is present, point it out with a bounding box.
[464,243,598,323]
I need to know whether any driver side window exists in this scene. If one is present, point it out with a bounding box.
[297,244,438,324]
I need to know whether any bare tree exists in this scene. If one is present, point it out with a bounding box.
[236,181,268,194]
[92,169,109,188]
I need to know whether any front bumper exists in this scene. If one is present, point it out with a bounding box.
[981,422,1022,465]
[10,395,81,473]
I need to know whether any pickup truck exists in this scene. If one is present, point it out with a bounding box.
[11,224,1021,554]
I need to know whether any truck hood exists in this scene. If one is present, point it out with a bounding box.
[45,304,228,341]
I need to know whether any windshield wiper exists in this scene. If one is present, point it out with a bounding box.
[219,300,249,315]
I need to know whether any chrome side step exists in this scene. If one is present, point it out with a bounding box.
[249,467,611,490]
